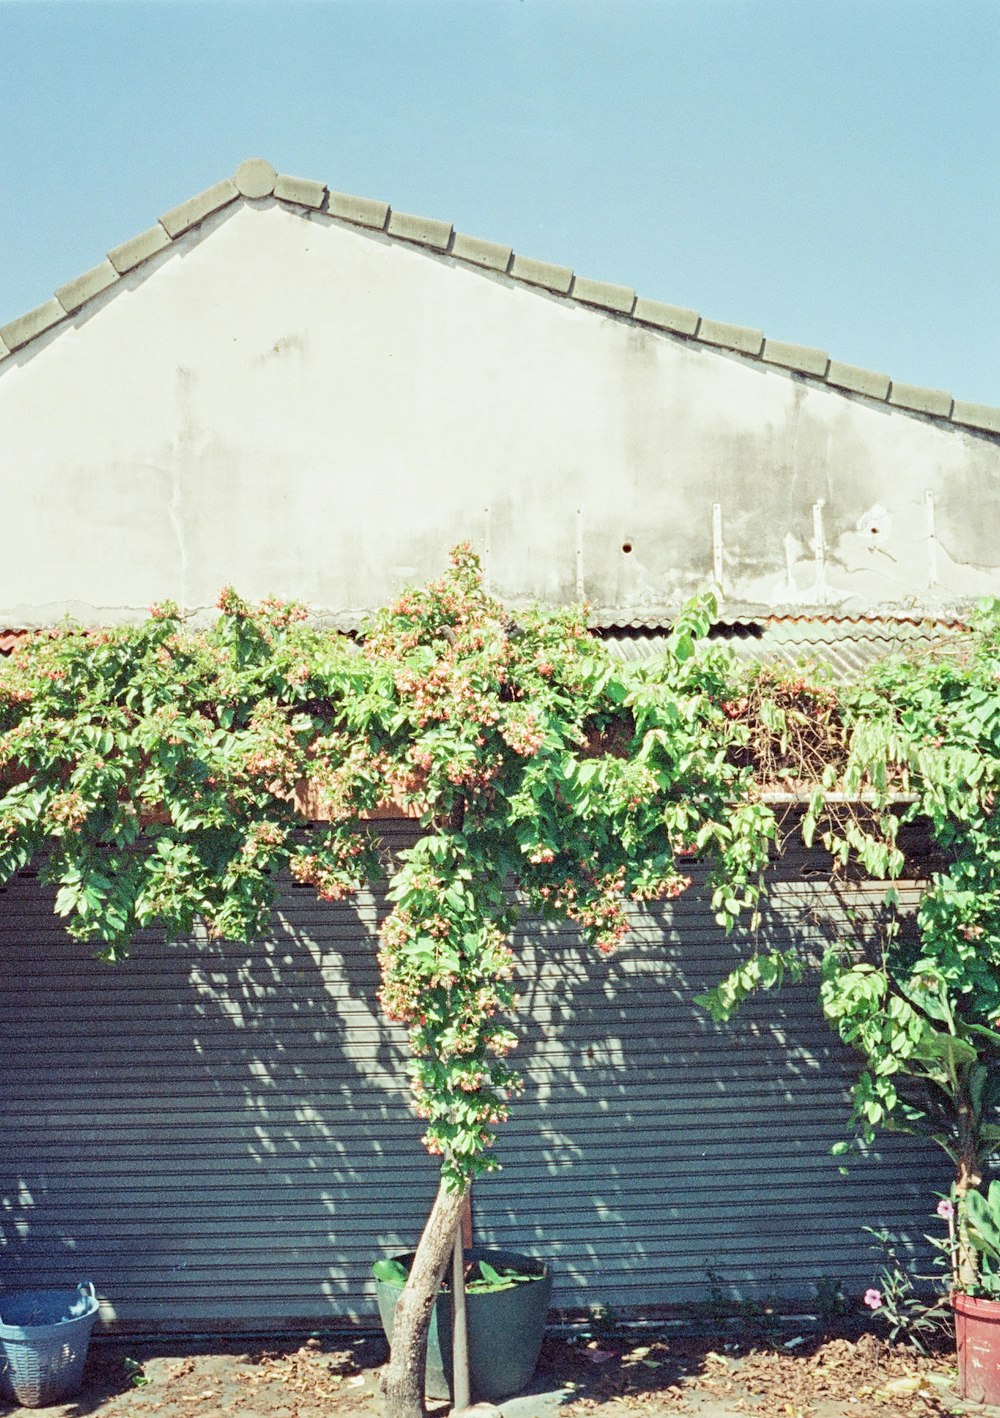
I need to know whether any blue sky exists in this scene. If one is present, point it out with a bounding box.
[1,0,998,405]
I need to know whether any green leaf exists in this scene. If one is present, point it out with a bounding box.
[372,1258,408,1286]
[911,1033,978,1070]
[465,1260,538,1293]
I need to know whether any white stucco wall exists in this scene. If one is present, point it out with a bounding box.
[2,199,998,626]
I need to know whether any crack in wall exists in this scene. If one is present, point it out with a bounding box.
[167,459,188,612]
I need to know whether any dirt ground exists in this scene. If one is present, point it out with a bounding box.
[0,1324,986,1418]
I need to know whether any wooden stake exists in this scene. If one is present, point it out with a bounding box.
[461,1187,474,1249]
[451,1222,470,1412]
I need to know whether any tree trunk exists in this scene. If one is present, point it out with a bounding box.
[381,1176,470,1418]
[955,1092,983,1291]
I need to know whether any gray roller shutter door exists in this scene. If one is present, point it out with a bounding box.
[1,830,438,1329]
[1,825,946,1329]
[479,838,947,1307]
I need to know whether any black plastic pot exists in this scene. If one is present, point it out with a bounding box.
[373,1245,552,1403]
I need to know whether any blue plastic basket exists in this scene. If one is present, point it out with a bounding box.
[0,1282,100,1407]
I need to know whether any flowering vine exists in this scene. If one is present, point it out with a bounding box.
[0,547,769,1190]
[700,604,1000,1234]
[7,553,1000,1413]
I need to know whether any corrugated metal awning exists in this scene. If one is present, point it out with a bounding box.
[3,615,971,671]
[599,615,969,680]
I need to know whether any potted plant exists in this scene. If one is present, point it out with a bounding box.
[948,1184,1000,1406]
[373,1246,552,1403]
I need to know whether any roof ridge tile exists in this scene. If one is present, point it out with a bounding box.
[272,173,326,210]
[761,338,829,378]
[509,254,574,294]
[887,380,954,418]
[825,360,891,401]
[697,318,764,357]
[107,224,171,275]
[570,275,636,315]
[159,178,240,238]
[234,158,276,199]
[326,189,389,229]
[55,260,119,315]
[952,401,1000,436]
[0,297,69,352]
[450,232,513,272]
[386,210,453,251]
[632,298,701,336]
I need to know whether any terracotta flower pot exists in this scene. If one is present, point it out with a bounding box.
[952,1290,1000,1406]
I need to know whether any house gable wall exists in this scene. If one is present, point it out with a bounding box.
[1,199,998,626]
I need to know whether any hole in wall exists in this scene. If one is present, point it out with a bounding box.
[621,542,633,555]
[857,504,892,543]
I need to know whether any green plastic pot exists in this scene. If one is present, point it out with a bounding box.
[373,1245,552,1403]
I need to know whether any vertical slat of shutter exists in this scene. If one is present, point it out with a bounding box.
[0,827,947,1329]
